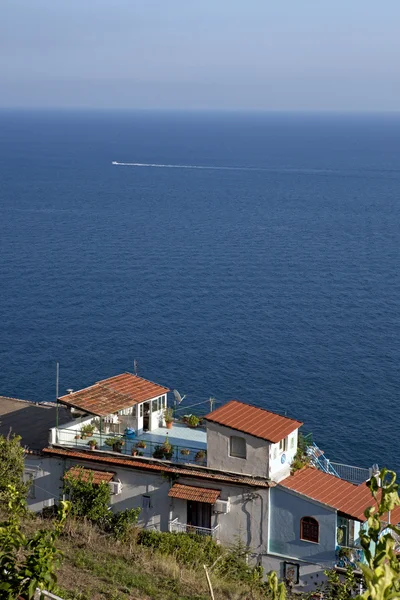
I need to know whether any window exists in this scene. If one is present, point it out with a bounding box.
[230,436,246,459]
[290,436,295,449]
[279,437,288,452]
[152,398,158,412]
[273,447,278,460]
[300,517,319,543]
[142,495,151,510]
[140,404,143,417]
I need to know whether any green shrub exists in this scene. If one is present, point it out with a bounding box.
[213,538,264,587]
[106,507,141,541]
[187,415,200,428]
[0,485,70,599]
[358,468,400,599]
[63,468,111,524]
[0,433,29,504]
[137,529,222,567]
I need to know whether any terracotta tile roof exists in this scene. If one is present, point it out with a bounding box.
[204,400,302,443]
[64,466,115,484]
[58,373,169,416]
[279,466,400,522]
[168,483,221,504]
[43,447,271,488]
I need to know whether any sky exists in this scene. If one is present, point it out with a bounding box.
[1,0,400,111]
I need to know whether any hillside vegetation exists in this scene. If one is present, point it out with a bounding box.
[1,435,400,600]
[21,515,270,600]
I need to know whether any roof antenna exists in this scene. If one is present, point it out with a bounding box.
[56,362,60,430]
[134,359,139,376]
[56,362,59,400]
[209,396,216,412]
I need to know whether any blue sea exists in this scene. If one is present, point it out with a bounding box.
[1,110,399,474]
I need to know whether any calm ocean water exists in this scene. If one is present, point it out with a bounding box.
[0,110,399,473]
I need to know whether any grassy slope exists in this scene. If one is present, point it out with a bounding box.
[46,519,265,600]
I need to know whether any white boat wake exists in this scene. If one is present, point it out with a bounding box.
[111,161,334,175]
[111,161,255,171]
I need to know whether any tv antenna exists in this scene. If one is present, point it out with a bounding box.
[134,359,139,376]
[173,389,186,405]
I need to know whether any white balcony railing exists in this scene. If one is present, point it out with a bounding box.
[169,517,220,539]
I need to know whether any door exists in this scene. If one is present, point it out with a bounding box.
[187,501,211,530]
[143,402,150,431]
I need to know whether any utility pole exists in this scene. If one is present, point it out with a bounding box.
[55,362,59,429]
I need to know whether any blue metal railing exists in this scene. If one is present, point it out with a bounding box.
[329,462,370,484]
[306,443,340,477]
[56,427,207,466]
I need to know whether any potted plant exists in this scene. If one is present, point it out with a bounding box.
[187,415,200,429]
[87,439,98,450]
[180,448,190,456]
[105,437,124,453]
[163,445,174,460]
[81,423,95,439]
[131,448,138,456]
[153,445,165,459]
[337,546,353,563]
[161,437,172,460]
[164,407,174,429]
[195,450,206,463]
[74,433,81,440]
[136,440,147,449]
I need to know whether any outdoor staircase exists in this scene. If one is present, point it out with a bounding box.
[306,442,340,477]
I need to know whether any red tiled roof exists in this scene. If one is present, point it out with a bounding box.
[43,447,271,488]
[280,467,400,523]
[204,400,302,443]
[64,466,114,484]
[58,373,169,416]
[168,483,221,504]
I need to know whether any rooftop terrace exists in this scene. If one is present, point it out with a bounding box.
[55,420,207,466]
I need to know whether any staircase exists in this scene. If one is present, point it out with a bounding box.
[306,443,340,477]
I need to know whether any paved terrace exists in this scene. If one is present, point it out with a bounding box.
[56,421,207,466]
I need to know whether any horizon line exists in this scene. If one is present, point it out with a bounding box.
[1,106,400,115]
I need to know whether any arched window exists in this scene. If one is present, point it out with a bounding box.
[230,436,246,459]
[300,517,319,543]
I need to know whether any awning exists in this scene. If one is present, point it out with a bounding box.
[64,466,114,484]
[168,483,220,504]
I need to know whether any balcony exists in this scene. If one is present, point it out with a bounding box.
[52,420,207,467]
[335,545,364,568]
[169,518,220,539]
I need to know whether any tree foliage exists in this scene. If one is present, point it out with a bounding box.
[357,468,400,600]
[63,468,140,540]
[63,468,111,524]
[0,433,28,504]
[0,485,70,600]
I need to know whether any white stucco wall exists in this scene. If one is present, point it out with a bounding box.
[206,421,270,478]
[268,429,298,482]
[169,477,269,551]
[57,455,270,552]
[24,455,64,513]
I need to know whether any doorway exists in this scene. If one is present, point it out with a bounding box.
[143,402,150,431]
[187,501,211,530]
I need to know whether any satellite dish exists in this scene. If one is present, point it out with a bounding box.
[173,389,186,404]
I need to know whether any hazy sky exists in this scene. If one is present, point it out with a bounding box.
[1,0,400,110]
